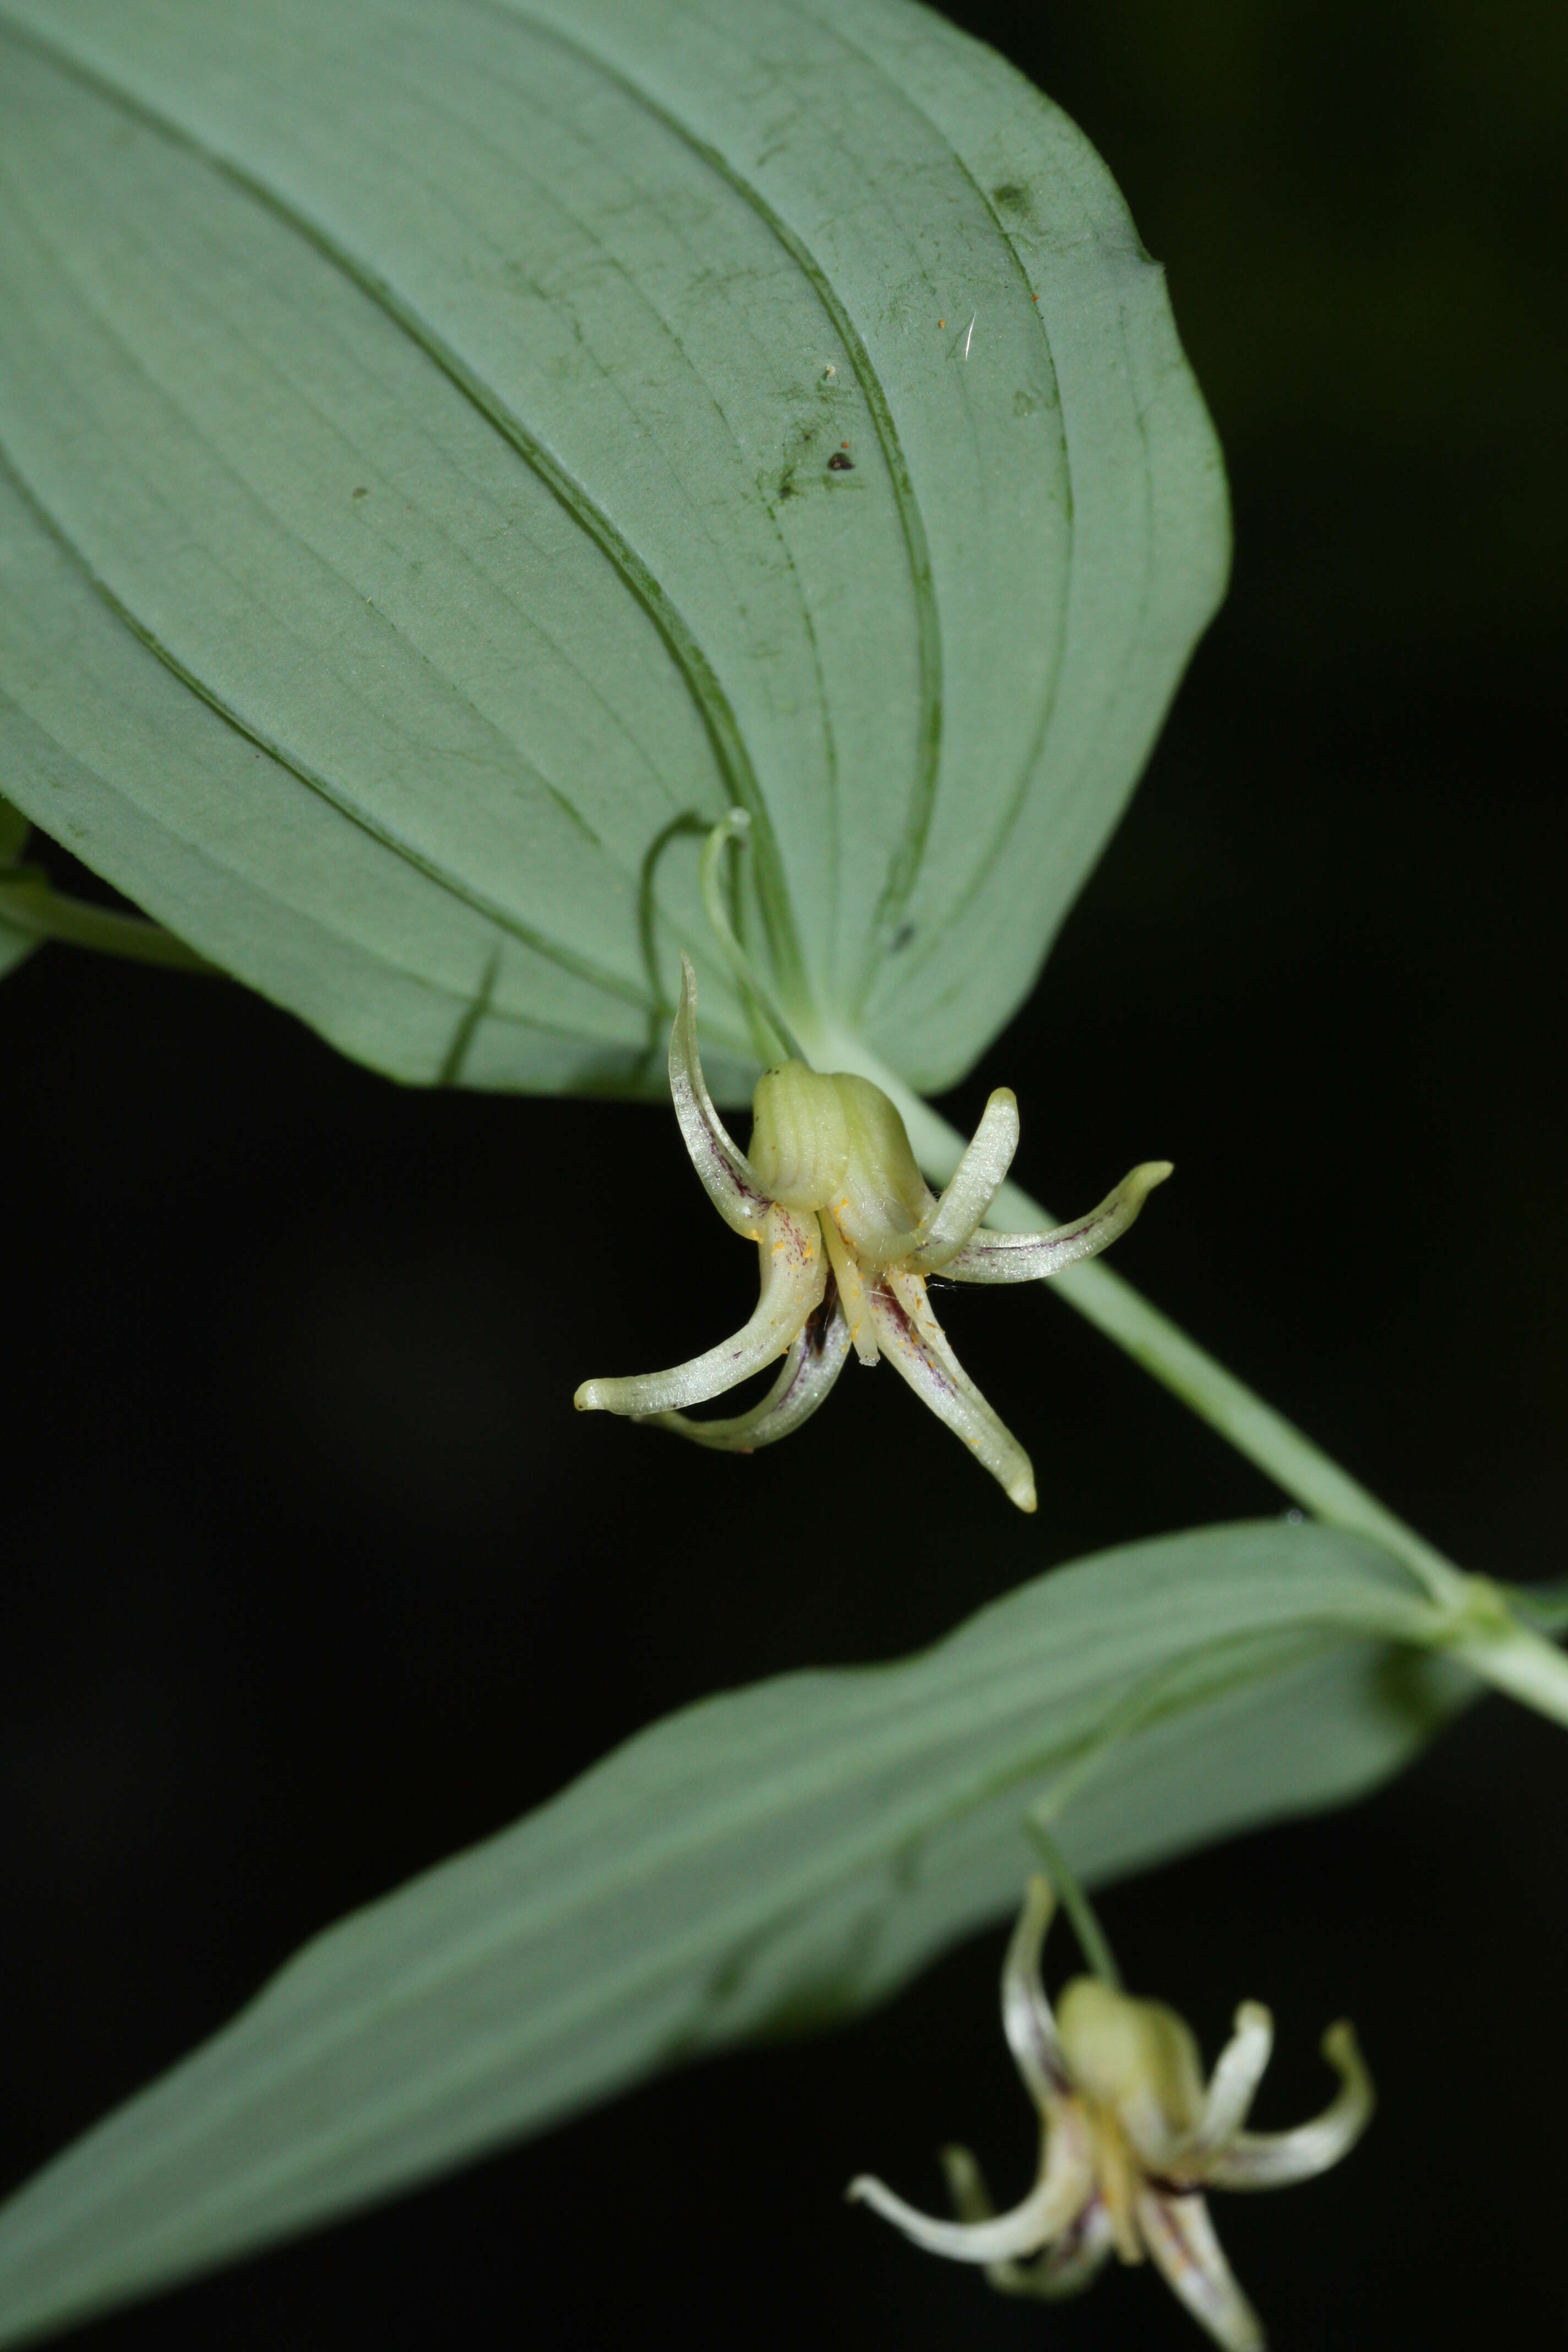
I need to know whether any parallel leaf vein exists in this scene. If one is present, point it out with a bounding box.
[0,431,648,1009]
[0,8,807,1001]
[491,0,945,995]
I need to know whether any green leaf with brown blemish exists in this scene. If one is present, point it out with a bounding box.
[0,0,1226,1098]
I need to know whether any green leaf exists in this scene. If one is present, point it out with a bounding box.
[0,0,1226,1099]
[0,1521,1465,2345]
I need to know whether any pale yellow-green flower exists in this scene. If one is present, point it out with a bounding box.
[849,1877,1374,2349]
[574,959,1170,1508]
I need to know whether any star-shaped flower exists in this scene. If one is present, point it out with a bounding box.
[848,1876,1374,2349]
[574,959,1170,1509]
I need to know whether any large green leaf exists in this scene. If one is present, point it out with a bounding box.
[0,0,1226,1098]
[0,1521,1464,2345]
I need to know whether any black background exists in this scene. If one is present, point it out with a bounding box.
[3,0,1565,2343]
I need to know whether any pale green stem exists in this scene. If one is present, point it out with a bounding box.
[0,869,215,974]
[1433,1586,1568,1731]
[1042,1256,1469,1600]
[1023,1817,1123,1990]
[792,1018,1568,1730]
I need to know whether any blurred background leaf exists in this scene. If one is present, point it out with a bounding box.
[0,1522,1464,2346]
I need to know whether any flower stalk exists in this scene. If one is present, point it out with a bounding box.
[0,864,214,974]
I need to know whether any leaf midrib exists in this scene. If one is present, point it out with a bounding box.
[367,30,850,952]
[491,0,946,1004]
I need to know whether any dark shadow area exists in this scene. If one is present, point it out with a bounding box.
[0,1,1562,2343]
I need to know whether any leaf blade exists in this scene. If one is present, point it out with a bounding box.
[0,0,1225,1093]
[0,1522,1463,2345]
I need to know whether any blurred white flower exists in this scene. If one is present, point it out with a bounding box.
[850,1876,1373,2349]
